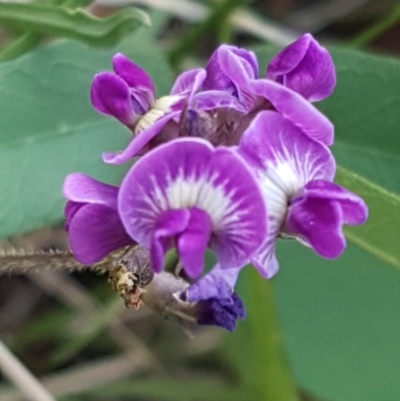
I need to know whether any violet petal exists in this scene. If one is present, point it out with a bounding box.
[68,203,132,265]
[285,196,346,258]
[103,111,180,164]
[185,264,241,302]
[151,209,191,272]
[177,207,212,278]
[90,72,135,125]
[267,33,336,102]
[63,173,119,208]
[170,68,207,97]
[248,79,334,145]
[112,53,155,99]
[197,293,246,331]
[302,180,368,225]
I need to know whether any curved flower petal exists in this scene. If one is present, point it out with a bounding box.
[189,90,246,112]
[63,173,119,207]
[68,203,133,265]
[248,79,334,145]
[301,180,368,225]
[170,68,207,97]
[284,180,367,258]
[151,209,191,272]
[178,208,212,278]
[112,53,155,98]
[215,46,259,110]
[239,111,335,192]
[184,264,241,302]
[118,138,267,276]
[285,196,346,258]
[204,45,258,92]
[90,72,136,125]
[196,293,246,331]
[266,33,336,102]
[251,216,281,278]
[102,111,180,164]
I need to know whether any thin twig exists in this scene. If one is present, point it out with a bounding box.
[0,342,56,401]
[0,248,86,275]
[0,353,147,401]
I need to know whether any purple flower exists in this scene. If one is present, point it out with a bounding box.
[195,293,246,331]
[142,270,245,331]
[91,53,206,164]
[266,33,336,102]
[215,45,334,145]
[63,173,132,265]
[185,36,336,147]
[117,138,267,279]
[181,264,245,331]
[181,264,240,302]
[238,111,368,278]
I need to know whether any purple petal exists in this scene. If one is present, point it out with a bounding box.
[267,34,336,102]
[189,90,246,112]
[248,79,334,145]
[239,111,336,188]
[90,73,136,125]
[170,68,207,97]
[203,45,258,92]
[216,46,259,110]
[68,203,133,265]
[251,219,281,279]
[302,180,368,225]
[151,209,191,272]
[118,138,267,273]
[185,264,240,302]
[112,53,155,100]
[196,293,246,331]
[177,208,212,278]
[285,196,346,258]
[63,173,118,207]
[103,111,180,164]
[64,201,82,231]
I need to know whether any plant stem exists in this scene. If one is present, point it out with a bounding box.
[169,0,252,69]
[350,3,400,49]
[0,32,42,62]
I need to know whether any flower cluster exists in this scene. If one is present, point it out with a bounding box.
[63,34,368,331]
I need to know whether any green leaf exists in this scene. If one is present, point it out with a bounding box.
[274,241,400,401]
[335,166,400,270]
[0,2,149,48]
[0,36,173,240]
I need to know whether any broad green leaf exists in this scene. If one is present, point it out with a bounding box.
[0,36,173,239]
[0,2,149,48]
[274,241,400,401]
[321,47,400,195]
[336,166,400,269]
